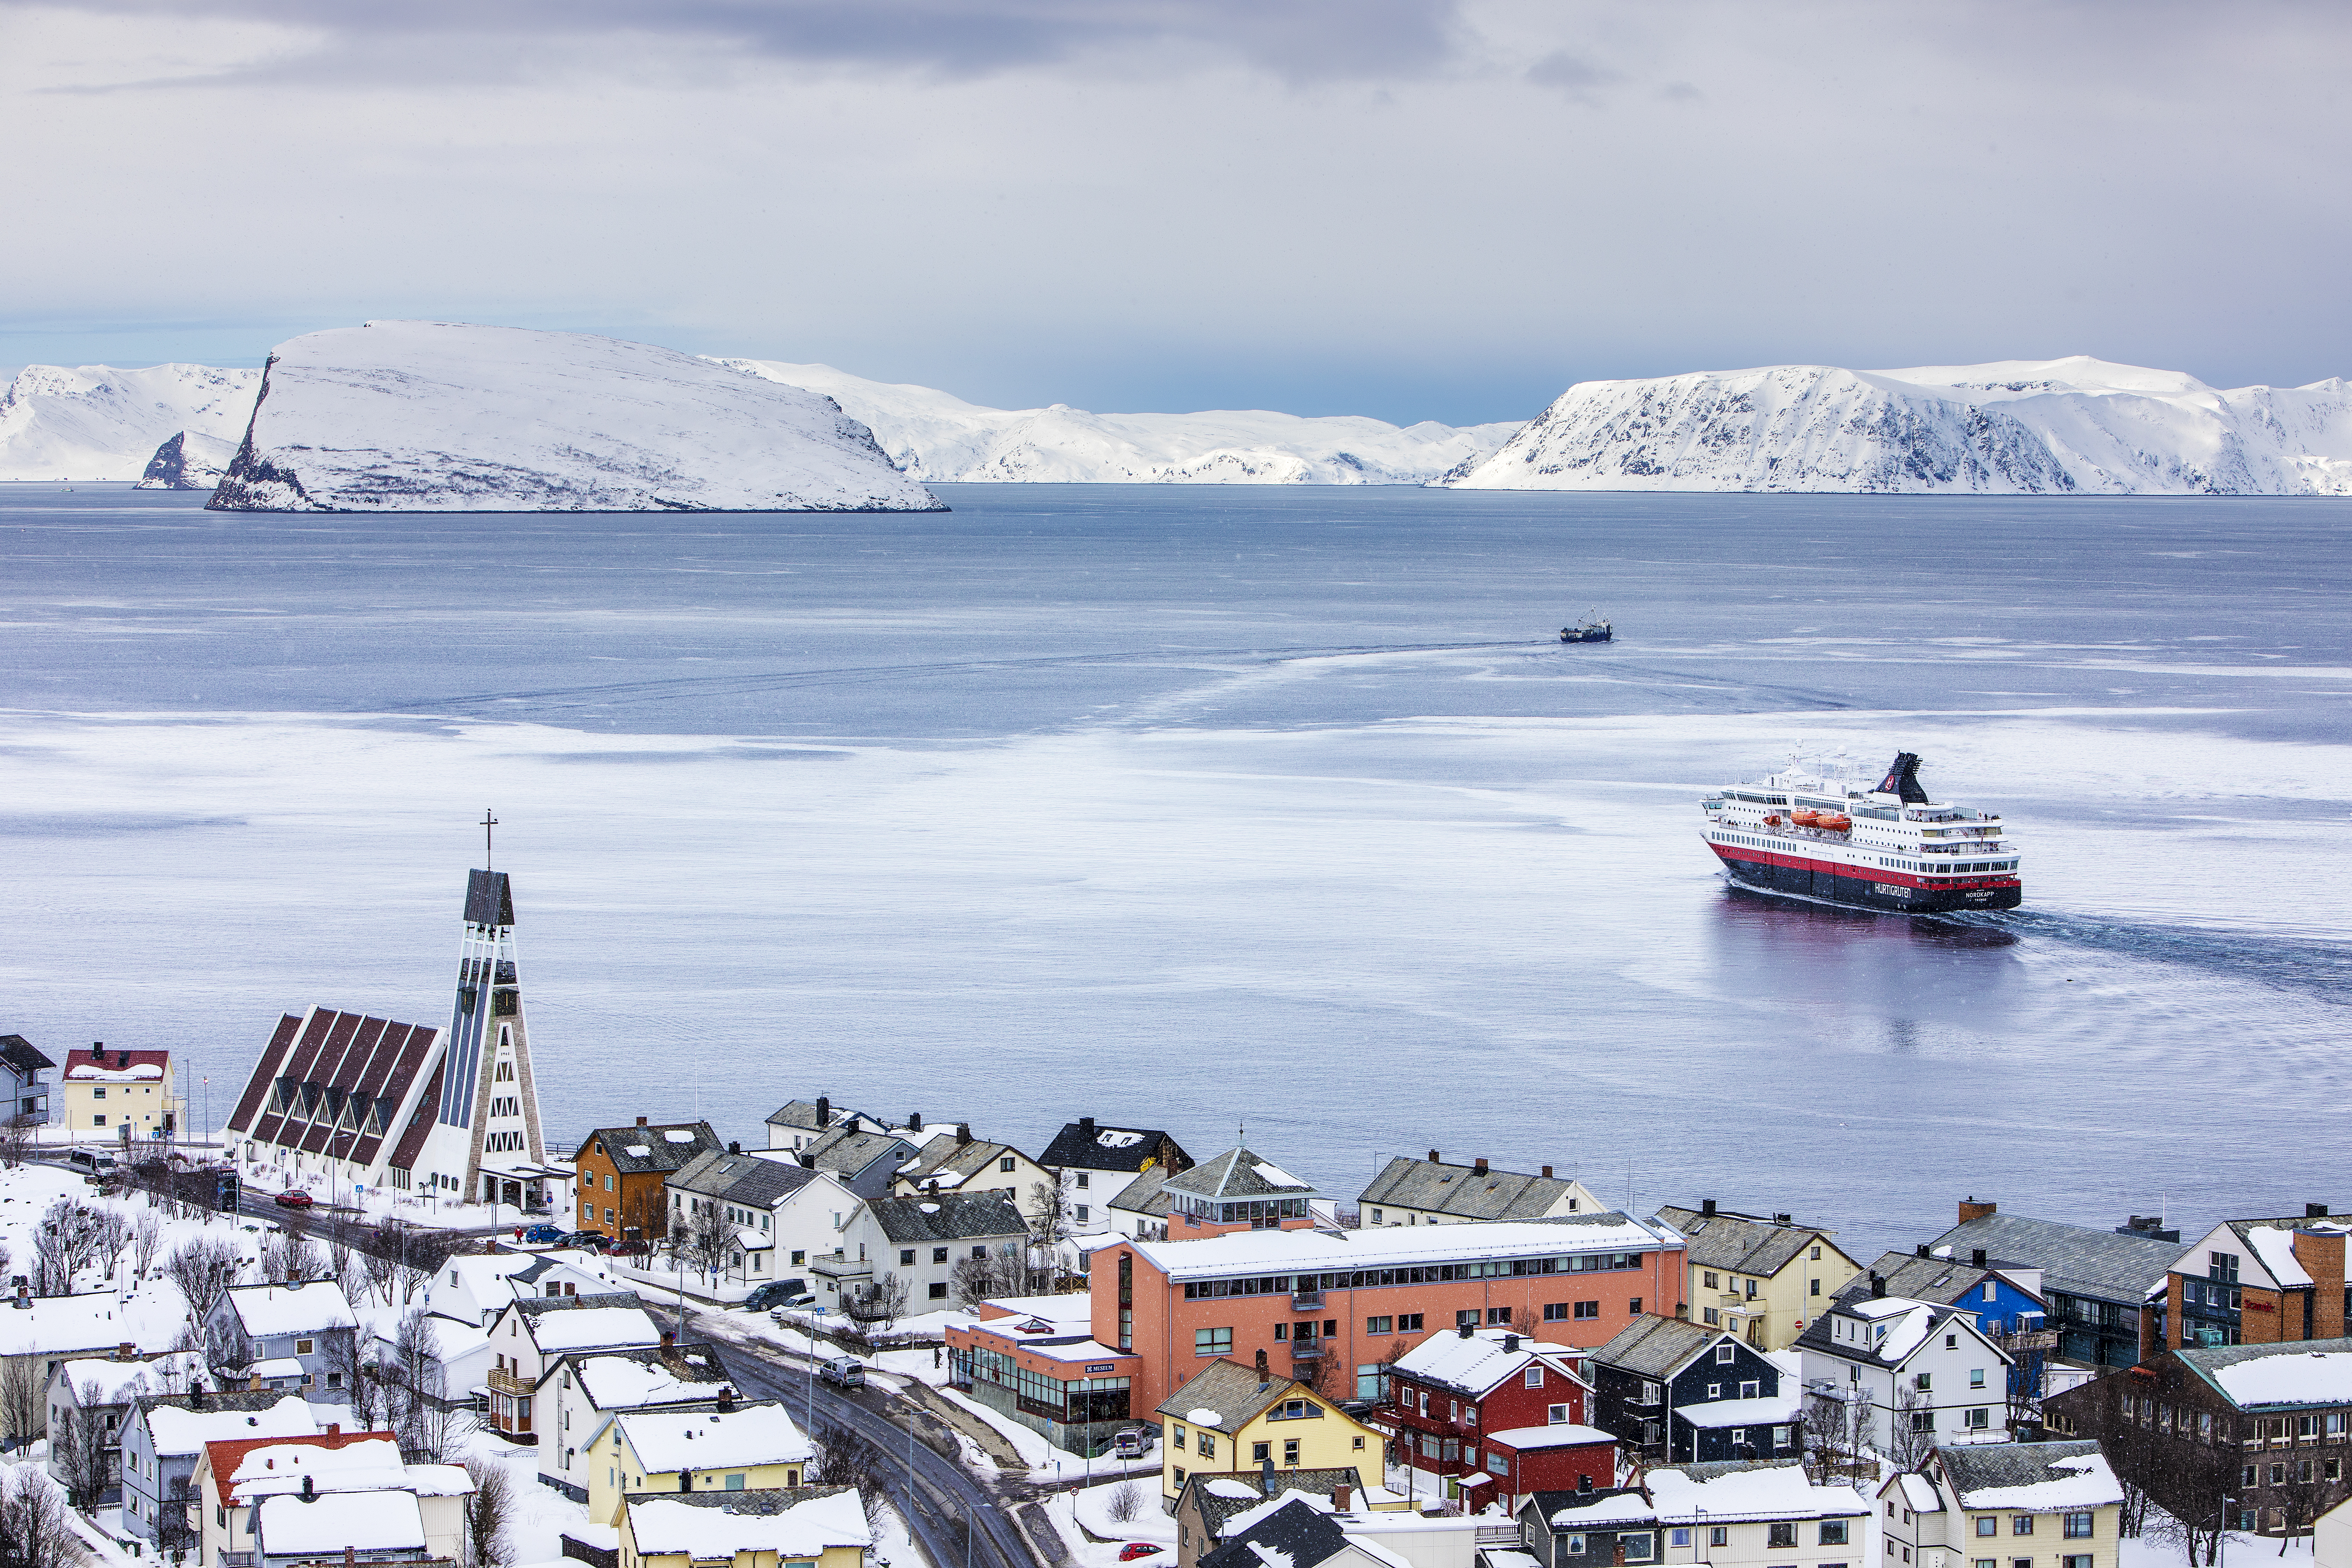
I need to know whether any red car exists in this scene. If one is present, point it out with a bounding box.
[274,1189,314,1209]
[1118,1548,1162,1562]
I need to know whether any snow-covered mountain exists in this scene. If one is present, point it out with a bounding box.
[136,430,237,489]
[210,323,944,513]
[0,363,261,482]
[719,360,1521,485]
[1442,357,2352,494]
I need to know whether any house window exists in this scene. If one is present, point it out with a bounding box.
[1284,1439,1300,1465]
[1076,1206,1089,1223]
[1398,1314,1423,1331]
[1811,1246,1822,1260]
[1772,1425,1792,1448]
[1196,1329,1233,1356]
[1716,1343,1735,1364]
[1820,1523,1848,1546]
[900,1250,916,1266]
[1567,1536,1588,1556]
[1911,1412,1935,1433]
[928,1283,947,1299]
[1000,1156,1016,1172]
[2012,1518,2035,1536]
[1623,1534,1655,1562]
[1704,1272,1720,1289]
[1253,1442,1270,1463]
[1640,1381,1662,1405]
[1171,1424,1186,1450]
[933,1247,948,1264]
[1457,1310,1480,1329]
[1075,1174,1088,1189]
[296,1339,314,1355]
[1977,1521,1998,1538]
[1741,1380,1759,1398]
[2064,1558,2093,1568]
[1367,1316,1393,1335]
[1965,1409,1991,1430]
[1198,1433,1216,1458]
[1971,1369,1986,1389]
[1672,1531,1692,1549]
[1770,1525,1798,1549]
[1545,1303,1569,1321]
[1548,1404,1570,1423]
[1574,1301,1599,1320]
[1812,1279,1822,1296]
[1710,1529,1729,1548]
[2063,1515,2093,1540]
[1489,1307,1512,1325]
[91,1115,104,1126]
[1703,1308,1720,1325]
[1525,1368,1544,1388]
[1916,1373,1932,1391]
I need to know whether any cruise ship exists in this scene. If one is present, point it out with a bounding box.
[1701,752,2021,913]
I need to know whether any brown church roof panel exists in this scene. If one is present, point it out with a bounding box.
[227,1014,302,1133]
[389,1070,443,1173]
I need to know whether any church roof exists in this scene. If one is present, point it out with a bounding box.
[465,869,514,927]
[227,1008,441,1174]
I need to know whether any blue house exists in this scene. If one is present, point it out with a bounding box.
[1587,1315,1802,1464]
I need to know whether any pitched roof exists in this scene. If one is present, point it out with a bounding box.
[1392,1327,1583,1398]
[864,1191,1027,1245]
[2173,1337,2352,1410]
[624,1488,870,1557]
[1856,1252,2038,1309]
[615,1402,813,1472]
[0,1035,54,1077]
[1794,1296,2002,1370]
[138,1392,321,1459]
[222,1281,355,1337]
[1180,1470,1369,1543]
[551,1345,730,1410]
[670,1148,819,1207]
[1041,1120,1184,1174]
[896,1136,1023,1190]
[1925,1211,2185,1304]
[62,1044,170,1081]
[1656,1208,1832,1277]
[765,1099,875,1133]
[1934,1441,2121,1509]
[1111,1166,1175,1219]
[579,1122,722,1176]
[804,1125,913,1178]
[1199,1495,1354,1568]
[1645,1461,1870,1523]
[201,1429,407,1506]
[464,868,514,927]
[1591,1315,1726,1379]
[1165,1148,1315,1201]
[1154,1357,1305,1428]
[1359,1156,1585,1222]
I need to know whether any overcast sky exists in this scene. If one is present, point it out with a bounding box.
[4,0,2347,424]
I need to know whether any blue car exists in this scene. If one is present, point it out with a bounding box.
[522,1224,566,1245]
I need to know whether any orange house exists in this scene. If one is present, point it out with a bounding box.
[1092,1211,1686,1420]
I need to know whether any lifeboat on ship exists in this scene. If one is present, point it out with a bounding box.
[1818,813,1852,833]
[1791,808,1821,828]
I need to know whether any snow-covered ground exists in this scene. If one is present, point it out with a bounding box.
[209,323,945,514]
[1446,356,2352,493]
[722,359,1522,485]
[0,363,258,483]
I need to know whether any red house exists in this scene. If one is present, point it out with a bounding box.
[1384,1325,1617,1511]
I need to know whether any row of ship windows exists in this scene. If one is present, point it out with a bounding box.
[1719,835,2016,876]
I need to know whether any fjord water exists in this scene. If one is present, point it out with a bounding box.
[2,483,2347,1253]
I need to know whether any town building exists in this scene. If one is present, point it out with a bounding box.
[1380,1325,1606,1506]
[416,1248,617,1331]
[1200,1492,1478,1568]
[2164,1206,2349,1350]
[1924,1199,2184,1369]
[0,1289,189,1428]
[484,1293,669,1439]
[1164,1147,1319,1238]
[800,1122,922,1204]
[203,1281,358,1404]
[121,1390,321,1549]
[1880,1441,2123,1568]
[0,1033,53,1124]
[1655,1202,1863,1350]
[536,1343,733,1504]
[891,1126,1055,1222]
[193,1428,473,1568]
[583,1399,812,1527]
[667,1145,854,1283]
[223,867,557,1209]
[1516,1463,1872,1568]
[56,1042,181,1140]
[825,1190,1029,1312]
[764,1096,888,1153]
[618,1485,872,1568]
[948,1293,1139,1457]
[45,1350,204,1503]
[1155,1357,1383,1505]
[573,1117,723,1243]
[1111,1167,1177,1241]
[1172,1472,1415,1568]
[1587,1315,1800,1466]
[1514,1483,1665,1568]
[1794,1287,2015,1456]
[2043,1336,2352,1538]
[1860,1248,2054,1405]
[1092,1211,1686,1419]
[1362,1154,1604,1228]
[1041,1117,1193,1236]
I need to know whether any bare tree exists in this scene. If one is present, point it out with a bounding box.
[163,1236,246,1324]
[0,1359,45,1451]
[852,1272,909,1331]
[156,1474,197,1556]
[1802,1387,1874,1484]
[131,1213,164,1280]
[459,1455,513,1568]
[1026,1174,1073,1292]
[686,1201,731,1284]
[209,1312,257,1384]
[0,1117,33,1171]
[324,1224,356,1299]
[56,1379,113,1511]
[951,1245,1014,1310]
[0,1465,89,1568]
[392,1307,458,1462]
[261,1228,324,1283]
[375,1221,456,1305]
[813,1422,891,1527]
[31,1199,112,1297]
[332,1325,392,1433]
[1107,1479,1145,1523]
[87,1210,131,1278]
[1888,1380,1934,1470]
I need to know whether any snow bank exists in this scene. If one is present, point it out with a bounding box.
[210,323,945,514]
[0,363,260,482]
[721,360,1520,485]
[1443,355,2352,494]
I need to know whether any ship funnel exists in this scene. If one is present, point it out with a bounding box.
[1877,751,1930,804]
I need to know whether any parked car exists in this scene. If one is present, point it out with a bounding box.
[1111,1427,1153,1459]
[274,1189,314,1210]
[1119,1547,1163,1561]
[744,1279,814,1312]
[564,1230,611,1251]
[520,1224,566,1245]
[66,1149,116,1173]
[818,1357,865,1391]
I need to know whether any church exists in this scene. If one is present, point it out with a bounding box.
[223,866,558,1210]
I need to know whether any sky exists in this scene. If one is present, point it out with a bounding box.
[3,0,2349,426]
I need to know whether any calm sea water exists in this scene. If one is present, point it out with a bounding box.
[1,483,2347,1256]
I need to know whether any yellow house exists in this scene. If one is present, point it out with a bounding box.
[587,1402,812,1527]
[1154,1359,1388,1504]
[1884,1440,2125,1568]
[620,1485,871,1568]
[56,1044,182,1139]
[1656,1204,1863,1350]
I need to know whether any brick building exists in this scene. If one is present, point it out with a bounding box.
[2166,1208,2349,1350]
[1380,1324,1612,1511]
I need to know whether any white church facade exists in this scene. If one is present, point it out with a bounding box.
[224,868,559,1209]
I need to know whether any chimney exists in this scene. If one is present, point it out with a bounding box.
[909,1112,923,1132]
[1254,1347,1270,1384]
[1334,1483,1352,1512]
[1503,1334,1520,1353]
[661,1326,675,1347]
[2296,1229,2346,1339]
[727,1141,740,1156]
[1702,1199,1716,1216]
[1428,1149,1440,1164]
[2309,1204,2332,1219]
[957,1123,972,1146]
[717,1384,737,1412]
[1869,1272,1885,1298]
[1474,1157,1489,1176]
[327,1422,340,1436]
[1971,1248,1988,1268]
[926,1180,940,1195]
[1081,1116,1096,1136]
[1916,1244,1931,1259]
[301,1474,314,1500]
[636,1115,648,1127]
[117,1341,136,1360]
[1958,1196,1997,1225]
[798,1154,815,1169]
[347,1549,357,1568]
[1542,1166,1554,1180]
[1577,1475,1592,1496]
[1773,1213,1792,1226]
[816,1096,830,1127]
[1261,1455,1276,1488]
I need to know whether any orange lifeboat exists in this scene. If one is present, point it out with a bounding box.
[1819,813,1852,833]
[1791,808,1821,828]
[1762,813,1782,827]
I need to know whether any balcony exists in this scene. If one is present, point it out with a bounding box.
[1292,1290,1324,1311]
[487,1367,531,1398]
[1288,1341,1324,1359]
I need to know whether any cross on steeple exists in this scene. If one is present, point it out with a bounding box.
[481,808,498,869]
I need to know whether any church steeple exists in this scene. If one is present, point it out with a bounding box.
[442,863,547,1205]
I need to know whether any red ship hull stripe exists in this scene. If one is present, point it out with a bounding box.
[1707,840,2019,891]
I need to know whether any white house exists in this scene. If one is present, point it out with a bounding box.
[46,1351,205,1499]
[1647,1461,1873,1568]
[204,1281,359,1404]
[666,1148,860,1283]
[833,1191,1028,1310]
[1794,1292,2014,1453]
[121,1390,323,1547]
[1038,1118,1192,1237]
[535,1343,735,1505]
[418,1249,618,1330]
[482,1292,669,1441]
[194,1432,474,1568]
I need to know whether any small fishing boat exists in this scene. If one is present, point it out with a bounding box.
[1560,615,1612,643]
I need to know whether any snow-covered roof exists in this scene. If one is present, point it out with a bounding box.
[1392,1327,1583,1397]
[226,1437,470,1502]
[1485,1424,1615,1448]
[2243,1227,2311,1288]
[1676,1391,1801,1427]
[1190,1408,1225,1427]
[1548,1492,1657,1526]
[570,1353,727,1411]
[1206,1478,1261,1498]
[1132,1212,1675,1280]
[528,1306,665,1354]
[615,1403,813,1472]
[259,1490,424,1553]
[54,1352,202,1405]
[1646,1463,1869,1524]
[978,1294,1094,1329]
[1939,1444,2122,1511]
[1016,1337,1132,1365]
[223,1281,356,1337]
[1894,1474,1942,1512]
[0,1288,186,1357]
[2183,1340,2352,1409]
[625,1488,873,1557]
[250,1357,306,1379]
[143,1395,321,1458]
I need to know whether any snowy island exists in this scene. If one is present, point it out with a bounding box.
[206,322,946,513]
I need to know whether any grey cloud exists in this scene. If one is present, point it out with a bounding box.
[13,0,1469,82]
[1524,49,1623,100]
